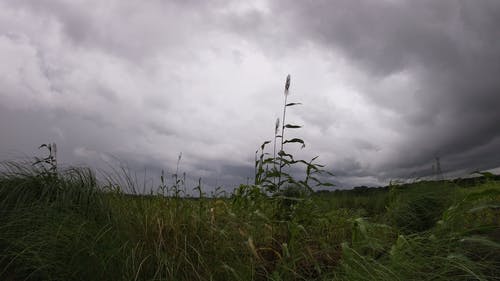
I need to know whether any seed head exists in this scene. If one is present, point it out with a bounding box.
[284,74,291,96]
[275,118,280,135]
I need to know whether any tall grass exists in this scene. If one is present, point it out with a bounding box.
[254,74,333,195]
[0,159,498,280]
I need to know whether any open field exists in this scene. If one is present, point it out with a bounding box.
[2,2,500,280]
[0,163,499,280]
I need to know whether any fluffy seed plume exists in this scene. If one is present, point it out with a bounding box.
[284,74,291,96]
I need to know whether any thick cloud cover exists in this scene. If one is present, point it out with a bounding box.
[1,0,499,191]
[266,0,500,179]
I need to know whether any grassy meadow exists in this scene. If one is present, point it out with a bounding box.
[0,160,499,281]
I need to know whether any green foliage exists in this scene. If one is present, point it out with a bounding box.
[253,75,334,195]
[32,143,58,181]
[1,161,498,280]
[386,181,457,233]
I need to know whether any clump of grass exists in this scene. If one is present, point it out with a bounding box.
[386,181,457,233]
[254,74,333,195]
[336,181,500,281]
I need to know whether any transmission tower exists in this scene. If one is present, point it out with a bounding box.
[434,156,443,180]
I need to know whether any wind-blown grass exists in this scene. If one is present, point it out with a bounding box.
[0,161,498,280]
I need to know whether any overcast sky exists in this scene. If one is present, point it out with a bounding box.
[1,0,500,191]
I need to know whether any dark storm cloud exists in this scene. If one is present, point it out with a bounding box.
[263,0,500,179]
[1,0,500,191]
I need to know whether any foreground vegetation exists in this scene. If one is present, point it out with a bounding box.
[0,161,499,280]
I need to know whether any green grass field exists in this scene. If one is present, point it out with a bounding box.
[0,162,498,280]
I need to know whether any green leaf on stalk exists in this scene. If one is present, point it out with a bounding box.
[278,150,295,160]
[260,140,271,150]
[284,138,306,148]
[265,171,281,177]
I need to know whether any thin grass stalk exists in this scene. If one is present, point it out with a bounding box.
[254,150,258,185]
[278,74,291,190]
[273,118,280,185]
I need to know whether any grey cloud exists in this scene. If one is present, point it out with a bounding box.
[1,0,499,190]
[147,122,176,137]
[262,0,500,180]
[7,0,227,62]
[333,157,364,177]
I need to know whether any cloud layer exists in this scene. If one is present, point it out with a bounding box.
[1,0,499,191]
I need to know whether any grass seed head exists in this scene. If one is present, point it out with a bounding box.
[284,74,291,96]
